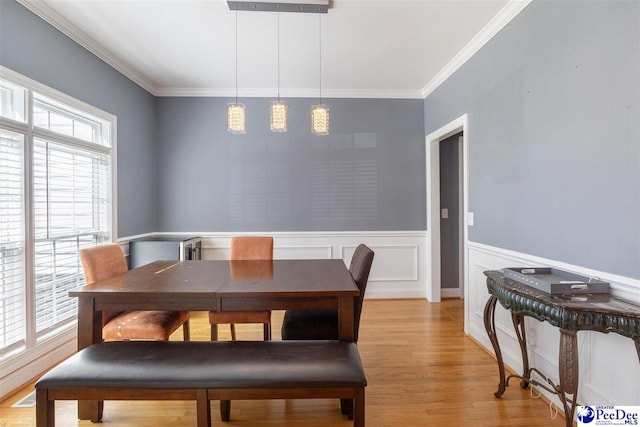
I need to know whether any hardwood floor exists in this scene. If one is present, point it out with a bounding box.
[0,299,568,426]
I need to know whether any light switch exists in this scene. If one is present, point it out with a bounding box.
[468,212,474,226]
[441,208,448,219]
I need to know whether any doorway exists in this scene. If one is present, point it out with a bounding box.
[425,114,469,330]
[439,132,463,299]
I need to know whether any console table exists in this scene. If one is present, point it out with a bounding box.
[483,270,640,427]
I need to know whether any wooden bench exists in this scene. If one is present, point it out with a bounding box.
[35,340,367,427]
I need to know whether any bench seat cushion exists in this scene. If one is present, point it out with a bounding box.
[36,341,366,390]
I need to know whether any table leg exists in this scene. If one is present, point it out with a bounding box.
[338,296,355,342]
[77,297,103,422]
[635,340,640,362]
[558,329,578,427]
[511,313,530,389]
[483,295,507,397]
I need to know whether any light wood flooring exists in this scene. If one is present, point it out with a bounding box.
[0,299,568,426]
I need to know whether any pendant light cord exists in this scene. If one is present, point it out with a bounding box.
[277,12,281,102]
[235,10,238,105]
[319,14,322,105]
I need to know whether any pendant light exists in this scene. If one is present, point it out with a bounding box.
[270,12,287,132]
[311,13,329,135]
[228,10,246,134]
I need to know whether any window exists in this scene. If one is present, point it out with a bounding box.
[0,69,114,363]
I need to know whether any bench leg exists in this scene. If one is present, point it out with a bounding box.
[340,398,353,419]
[196,389,210,427]
[354,387,365,427]
[36,388,54,427]
[220,400,231,422]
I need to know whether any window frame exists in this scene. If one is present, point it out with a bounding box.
[0,66,117,390]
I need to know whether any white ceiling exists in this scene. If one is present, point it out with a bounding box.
[19,0,527,98]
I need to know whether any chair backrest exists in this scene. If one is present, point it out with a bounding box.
[349,244,375,342]
[230,236,273,260]
[78,244,128,325]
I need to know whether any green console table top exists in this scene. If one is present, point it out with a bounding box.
[484,270,640,340]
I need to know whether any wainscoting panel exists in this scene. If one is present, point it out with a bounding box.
[467,241,640,409]
[342,244,418,282]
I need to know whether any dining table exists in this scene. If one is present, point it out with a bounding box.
[69,258,360,421]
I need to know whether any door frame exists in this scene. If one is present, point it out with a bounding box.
[425,114,469,327]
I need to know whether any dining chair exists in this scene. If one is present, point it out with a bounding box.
[279,243,373,420]
[280,243,375,342]
[208,236,273,341]
[78,244,191,341]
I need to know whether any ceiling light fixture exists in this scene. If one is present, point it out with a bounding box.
[270,12,287,132]
[227,1,328,14]
[311,13,329,136]
[228,10,246,134]
[227,0,329,134]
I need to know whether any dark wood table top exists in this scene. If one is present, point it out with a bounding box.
[70,259,359,299]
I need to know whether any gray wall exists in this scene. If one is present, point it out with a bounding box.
[156,97,425,232]
[0,0,158,238]
[425,0,640,279]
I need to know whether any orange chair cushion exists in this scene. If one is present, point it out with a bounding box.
[103,310,191,341]
[230,236,273,260]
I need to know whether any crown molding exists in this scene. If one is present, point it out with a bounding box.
[155,87,424,99]
[420,0,532,99]
[17,0,159,95]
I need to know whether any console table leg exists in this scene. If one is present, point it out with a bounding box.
[483,295,506,397]
[511,314,530,389]
[558,329,579,427]
[635,340,640,362]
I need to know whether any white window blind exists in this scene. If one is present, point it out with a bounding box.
[0,129,25,356]
[33,139,110,335]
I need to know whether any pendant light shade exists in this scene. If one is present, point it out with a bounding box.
[228,103,246,133]
[311,104,329,135]
[270,101,287,132]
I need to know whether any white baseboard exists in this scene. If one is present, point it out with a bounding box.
[466,241,640,408]
[441,288,461,298]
